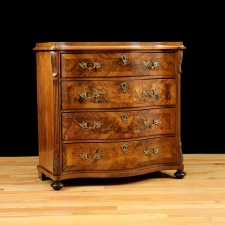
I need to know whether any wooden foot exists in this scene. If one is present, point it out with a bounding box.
[51,181,64,190]
[174,170,186,179]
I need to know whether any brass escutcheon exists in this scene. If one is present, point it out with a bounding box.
[120,82,128,93]
[120,54,128,66]
[121,143,128,154]
[121,113,128,123]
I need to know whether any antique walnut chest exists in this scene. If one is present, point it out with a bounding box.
[33,42,186,190]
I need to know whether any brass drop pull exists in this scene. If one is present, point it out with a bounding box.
[120,82,128,93]
[120,54,129,66]
[143,147,160,156]
[78,61,102,70]
[143,60,159,69]
[79,151,102,161]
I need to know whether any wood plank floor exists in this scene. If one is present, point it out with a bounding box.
[0,154,225,225]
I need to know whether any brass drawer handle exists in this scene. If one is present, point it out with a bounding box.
[78,61,102,70]
[152,118,160,126]
[79,90,101,99]
[142,89,159,99]
[143,147,160,156]
[144,118,160,127]
[120,54,128,65]
[78,121,102,130]
[143,60,159,69]
[79,151,102,161]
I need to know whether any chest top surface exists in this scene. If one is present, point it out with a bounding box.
[33,42,186,51]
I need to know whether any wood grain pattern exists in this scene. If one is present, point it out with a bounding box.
[63,137,176,172]
[62,108,176,140]
[0,154,224,225]
[61,79,176,109]
[36,51,56,174]
[33,42,186,51]
[61,53,175,77]
[34,42,185,189]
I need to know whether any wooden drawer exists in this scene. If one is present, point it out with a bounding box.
[63,137,177,172]
[61,79,176,109]
[62,108,176,140]
[61,53,175,78]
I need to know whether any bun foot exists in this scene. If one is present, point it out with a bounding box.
[51,181,64,190]
[174,170,186,179]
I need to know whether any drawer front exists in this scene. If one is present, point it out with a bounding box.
[63,137,177,172]
[61,79,176,109]
[62,108,176,140]
[61,53,175,77]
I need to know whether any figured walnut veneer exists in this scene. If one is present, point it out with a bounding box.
[34,42,186,190]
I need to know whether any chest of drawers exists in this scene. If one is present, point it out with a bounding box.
[33,42,186,190]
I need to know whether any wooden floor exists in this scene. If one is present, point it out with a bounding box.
[0,154,224,225]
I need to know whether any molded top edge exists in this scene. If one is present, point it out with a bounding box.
[33,42,186,51]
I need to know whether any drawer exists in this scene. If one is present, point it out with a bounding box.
[62,108,176,140]
[61,53,175,77]
[61,79,176,109]
[63,137,177,172]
